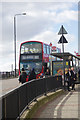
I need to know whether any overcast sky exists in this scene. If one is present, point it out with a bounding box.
[0,0,79,72]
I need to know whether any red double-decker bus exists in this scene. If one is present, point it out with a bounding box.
[19,41,61,80]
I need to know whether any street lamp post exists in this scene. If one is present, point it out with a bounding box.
[14,13,26,77]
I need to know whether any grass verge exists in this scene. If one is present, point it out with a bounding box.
[25,89,65,119]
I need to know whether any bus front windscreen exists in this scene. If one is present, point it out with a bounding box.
[21,42,42,54]
[20,62,42,74]
[20,42,42,74]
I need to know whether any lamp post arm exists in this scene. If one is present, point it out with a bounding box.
[15,13,26,17]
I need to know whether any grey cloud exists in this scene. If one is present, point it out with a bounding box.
[2,2,75,43]
[0,42,14,58]
[17,16,50,41]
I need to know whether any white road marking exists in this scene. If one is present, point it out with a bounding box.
[53,92,71,118]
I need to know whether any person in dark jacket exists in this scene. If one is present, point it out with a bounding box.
[45,68,50,75]
[45,68,50,77]
[19,68,27,84]
[71,67,77,90]
[66,67,71,91]
[28,68,36,81]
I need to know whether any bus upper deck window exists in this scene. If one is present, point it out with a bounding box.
[47,46,50,54]
[21,42,42,54]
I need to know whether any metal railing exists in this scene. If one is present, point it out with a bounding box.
[0,71,18,80]
[1,75,62,119]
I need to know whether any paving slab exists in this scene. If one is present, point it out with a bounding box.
[34,84,80,119]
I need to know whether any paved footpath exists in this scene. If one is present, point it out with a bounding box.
[34,84,80,119]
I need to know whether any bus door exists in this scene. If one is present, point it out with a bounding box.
[43,62,50,75]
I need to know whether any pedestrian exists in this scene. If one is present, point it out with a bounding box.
[78,68,80,81]
[45,68,50,76]
[45,68,50,78]
[28,68,36,81]
[70,67,77,90]
[66,67,71,91]
[19,68,27,84]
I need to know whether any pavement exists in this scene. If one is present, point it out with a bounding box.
[33,84,80,119]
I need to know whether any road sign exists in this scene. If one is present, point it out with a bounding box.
[58,25,68,35]
[58,25,68,89]
[58,35,68,44]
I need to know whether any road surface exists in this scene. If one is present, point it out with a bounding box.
[0,78,20,96]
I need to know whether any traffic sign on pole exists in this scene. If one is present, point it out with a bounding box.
[58,25,68,90]
[58,35,68,44]
[58,25,68,35]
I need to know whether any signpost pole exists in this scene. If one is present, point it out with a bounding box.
[62,26,65,89]
[58,25,68,89]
